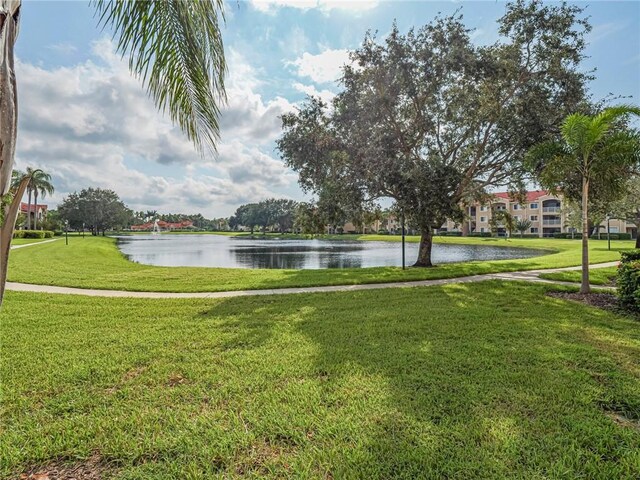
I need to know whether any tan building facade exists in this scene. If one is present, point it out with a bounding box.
[442,190,637,238]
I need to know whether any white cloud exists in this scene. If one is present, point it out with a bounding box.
[288,48,350,84]
[589,22,628,44]
[292,82,336,103]
[250,0,378,14]
[15,40,298,217]
[46,42,78,55]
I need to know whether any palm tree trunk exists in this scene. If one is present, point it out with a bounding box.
[33,190,38,230]
[26,188,32,229]
[581,176,590,294]
[0,176,30,307]
[414,226,434,267]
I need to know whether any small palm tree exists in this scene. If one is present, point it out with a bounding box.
[29,170,54,230]
[527,105,640,293]
[515,219,532,237]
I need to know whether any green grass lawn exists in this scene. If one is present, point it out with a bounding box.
[541,266,620,285]
[1,282,638,479]
[6,235,634,292]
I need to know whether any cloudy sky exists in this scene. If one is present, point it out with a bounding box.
[14,0,640,217]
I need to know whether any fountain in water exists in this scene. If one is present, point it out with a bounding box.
[151,219,161,235]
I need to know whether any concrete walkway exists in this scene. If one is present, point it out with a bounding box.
[10,238,60,250]
[6,262,617,299]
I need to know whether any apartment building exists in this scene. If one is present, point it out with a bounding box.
[442,190,637,238]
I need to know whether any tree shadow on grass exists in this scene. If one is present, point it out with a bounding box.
[201,281,640,478]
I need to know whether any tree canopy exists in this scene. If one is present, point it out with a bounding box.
[278,0,592,266]
[58,188,133,235]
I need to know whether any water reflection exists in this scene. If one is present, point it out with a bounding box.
[115,234,546,270]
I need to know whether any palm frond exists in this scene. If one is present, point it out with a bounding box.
[93,0,227,155]
[560,113,590,154]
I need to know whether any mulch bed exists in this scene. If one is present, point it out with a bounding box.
[18,455,113,480]
[546,291,621,312]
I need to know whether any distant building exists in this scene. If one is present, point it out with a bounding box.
[19,202,48,227]
[332,190,637,239]
[441,190,637,238]
[130,220,194,231]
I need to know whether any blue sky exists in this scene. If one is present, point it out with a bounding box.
[14,0,640,217]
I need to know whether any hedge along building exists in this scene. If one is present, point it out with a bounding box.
[441,190,637,238]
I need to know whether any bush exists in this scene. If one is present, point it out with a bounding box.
[12,230,54,239]
[513,234,540,238]
[437,231,463,236]
[552,232,632,240]
[377,229,388,234]
[54,231,63,237]
[553,233,582,239]
[469,232,492,237]
[617,250,640,314]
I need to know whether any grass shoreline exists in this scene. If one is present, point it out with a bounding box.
[6,234,633,293]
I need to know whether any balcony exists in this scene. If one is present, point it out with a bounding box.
[542,219,562,225]
[542,206,561,213]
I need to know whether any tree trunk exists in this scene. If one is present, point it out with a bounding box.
[33,190,38,229]
[581,176,590,294]
[0,176,30,307]
[414,226,434,267]
[26,188,31,229]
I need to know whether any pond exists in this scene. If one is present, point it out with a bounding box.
[115,234,546,270]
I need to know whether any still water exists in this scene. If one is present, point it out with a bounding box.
[115,234,545,270]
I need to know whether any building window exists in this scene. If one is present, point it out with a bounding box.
[480,206,487,212]
[480,216,486,222]
[513,204,520,210]
[530,203,538,209]
[513,215,520,221]
[610,227,619,233]
[530,215,538,221]
[480,227,485,233]
[531,227,539,233]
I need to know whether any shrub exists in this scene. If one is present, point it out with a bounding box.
[22,230,46,239]
[437,231,463,236]
[377,229,388,234]
[553,233,582,239]
[617,249,640,314]
[469,232,492,237]
[53,231,63,237]
[13,230,53,239]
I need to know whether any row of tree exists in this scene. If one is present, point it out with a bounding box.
[130,210,229,231]
[230,199,298,234]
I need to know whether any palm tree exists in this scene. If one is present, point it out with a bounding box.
[29,170,54,230]
[527,105,640,293]
[0,0,227,306]
[515,219,532,237]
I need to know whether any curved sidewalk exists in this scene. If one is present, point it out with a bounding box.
[6,262,617,299]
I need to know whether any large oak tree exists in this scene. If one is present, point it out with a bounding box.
[278,0,591,266]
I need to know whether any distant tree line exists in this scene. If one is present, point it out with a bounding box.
[229,199,298,234]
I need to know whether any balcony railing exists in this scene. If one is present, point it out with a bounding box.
[542,219,562,225]
[542,206,561,213]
